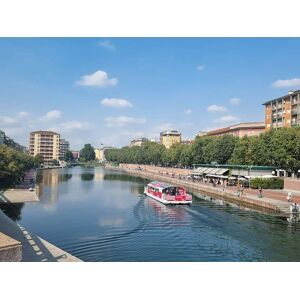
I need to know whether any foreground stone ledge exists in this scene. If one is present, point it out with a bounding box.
[0,232,22,262]
[1,189,39,203]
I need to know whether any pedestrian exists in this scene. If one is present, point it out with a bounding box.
[287,191,293,202]
[259,186,263,198]
[241,185,244,197]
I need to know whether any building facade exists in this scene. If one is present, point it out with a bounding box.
[263,90,300,131]
[94,147,115,162]
[29,131,61,162]
[160,130,181,149]
[59,138,70,159]
[130,137,148,147]
[71,150,80,160]
[197,122,265,138]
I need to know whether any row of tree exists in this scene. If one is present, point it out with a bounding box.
[0,144,42,187]
[105,127,300,173]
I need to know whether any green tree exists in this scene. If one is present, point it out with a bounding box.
[34,154,44,167]
[50,159,60,166]
[80,144,95,161]
[0,145,35,187]
[64,150,74,162]
[230,136,252,165]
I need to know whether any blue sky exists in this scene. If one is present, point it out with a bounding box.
[1,38,300,149]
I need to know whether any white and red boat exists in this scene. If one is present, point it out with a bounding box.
[144,181,192,205]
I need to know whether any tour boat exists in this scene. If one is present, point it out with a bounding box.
[144,181,192,205]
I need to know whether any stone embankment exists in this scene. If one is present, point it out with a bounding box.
[0,169,81,262]
[107,164,292,215]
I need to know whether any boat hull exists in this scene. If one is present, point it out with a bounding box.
[144,191,192,205]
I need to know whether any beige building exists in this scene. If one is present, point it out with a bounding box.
[160,130,181,149]
[263,90,300,131]
[94,148,103,161]
[94,147,115,162]
[130,137,148,147]
[29,131,60,162]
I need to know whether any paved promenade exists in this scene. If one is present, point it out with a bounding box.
[113,164,299,215]
[0,169,40,204]
[0,209,81,262]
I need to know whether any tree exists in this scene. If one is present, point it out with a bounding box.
[0,145,35,187]
[50,159,60,166]
[230,136,252,165]
[34,154,44,167]
[80,144,95,161]
[64,150,74,162]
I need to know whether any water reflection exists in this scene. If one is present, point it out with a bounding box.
[146,198,188,221]
[0,202,24,221]
[81,173,95,181]
[104,173,147,184]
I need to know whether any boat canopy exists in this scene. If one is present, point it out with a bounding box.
[148,181,177,189]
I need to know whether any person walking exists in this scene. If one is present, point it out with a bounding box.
[258,186,263,198]
[287,191,293,202]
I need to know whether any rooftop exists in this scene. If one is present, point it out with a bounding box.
[262,89,300,105]
[161,130,181,136]
[30,130,60,135]
[131,137,148,143]
[206,122,265,136]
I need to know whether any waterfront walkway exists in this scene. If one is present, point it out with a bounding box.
[0,169,39,204]
[112,164,299,215]
[0,209,81,262]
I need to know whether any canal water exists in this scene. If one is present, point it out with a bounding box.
[2,166,300,262]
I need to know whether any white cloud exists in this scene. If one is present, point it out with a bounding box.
[207,104,227,112]
[101,98,133,108]
[272,78,300,88]
[58,121,92,132]
[98,40,116,51]
[0,116,16,125]
[0,127,25,136]
[229,97,241,105]
[76,70,118,88]
[17,111,30,118]
[197,65,205,71]
[40,110,62,121]
[105,116,146,127]
[184,109,192,114]
[213,115,240,124]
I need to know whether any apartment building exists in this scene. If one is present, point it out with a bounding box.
[196,122,265,138]
[263,90,300,131]
[29,131,61,162]
[71,150,80,160]
[160,130,181,149]
[60,138,70,159]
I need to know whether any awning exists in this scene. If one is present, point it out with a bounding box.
[215,168,229,175]
[207,168,219,174]
[201,168,211,174]
[206,174,228,178]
